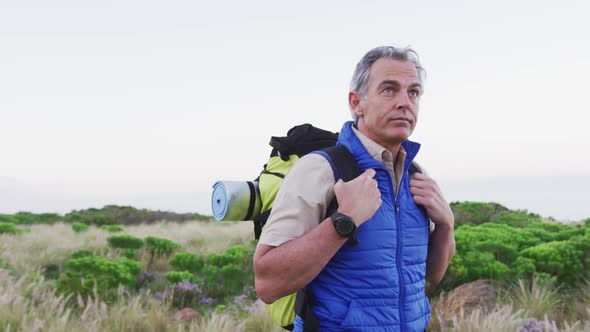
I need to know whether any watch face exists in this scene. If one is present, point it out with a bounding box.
[336,217,354,235]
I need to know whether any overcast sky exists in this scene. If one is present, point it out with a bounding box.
[1,0,589,221]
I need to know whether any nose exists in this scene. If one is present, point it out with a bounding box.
[396,91,411,110]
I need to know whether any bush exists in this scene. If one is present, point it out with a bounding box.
[71,222,89,232]
[220,264,246,294]
[165,270,195,284]
[0,212,62,225]
[169,252,204,273]
[107,234,145,250]
[0,222,21,234]
[0,215,18,224]
[124,249,138,260]
[64,205,212,226]
[57,256,141,302]
[191,243,256,301]
[70,249,94,259]
[100,225,124,232]
[450,201,507,226]
[145,236,181,257]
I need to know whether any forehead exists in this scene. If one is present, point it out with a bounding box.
[367,58,420,86]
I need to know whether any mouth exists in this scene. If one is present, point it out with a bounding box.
[388,117,412,124]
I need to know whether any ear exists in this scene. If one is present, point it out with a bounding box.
[348,91,363,117]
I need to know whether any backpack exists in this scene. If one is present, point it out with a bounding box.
[253,123,362,330]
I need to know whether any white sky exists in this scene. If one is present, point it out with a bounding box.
[1,0,589,220]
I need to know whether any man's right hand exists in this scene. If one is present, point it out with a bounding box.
[333,168,382,226]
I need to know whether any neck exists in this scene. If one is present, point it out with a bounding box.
[355,122,402,158]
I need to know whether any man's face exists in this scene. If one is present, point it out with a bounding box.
[350,58,422,151]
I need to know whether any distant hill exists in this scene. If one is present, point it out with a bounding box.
[0,205,213,225]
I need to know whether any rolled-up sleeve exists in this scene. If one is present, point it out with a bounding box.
[258,153,335,247]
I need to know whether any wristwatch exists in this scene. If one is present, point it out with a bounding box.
[330,211,359,245]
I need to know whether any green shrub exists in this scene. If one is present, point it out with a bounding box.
[450,201,507,226]
[220,264,245,294]
[165,270,195,283]
[64,205,211,226]
[70,249,94,259]
[521,238,588,286]
[107,234,145,250]
[71,222,89,232]
[169,252,203,273]
[194,243,256,300]
[42,263,61,279]
[490,210,541,228]
[437,219,590,293]
[0,215,18,224]
[100,224,124,232]
[57,256,141,302]
[1,211,62,225]
[64,212,84,223]
[93,213,117,226]
[124,249,138,260]
[0,222,21,234]
[145,236,181,257]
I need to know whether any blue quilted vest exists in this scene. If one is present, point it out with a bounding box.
[294,121,431,332]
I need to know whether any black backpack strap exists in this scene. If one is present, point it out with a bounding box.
[293,145,361,331]
[313,145,362,217]
[408,161,421,175]
[294,287,320,331]
[252,209,271,240]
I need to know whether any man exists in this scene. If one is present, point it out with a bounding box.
[253,46,455,331]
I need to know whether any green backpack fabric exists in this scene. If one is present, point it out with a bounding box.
[253,123,362,330]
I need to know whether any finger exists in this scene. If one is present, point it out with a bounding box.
[409,187,430,197]
[412,195,426,207]
[409,178,431,190]
[410,177,439,191]
[363,168,376,178]
[410,173,428,180]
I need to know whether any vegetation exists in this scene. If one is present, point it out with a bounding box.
[1,205,213,226]
[100,224,124,232]
[71,222,89,232]
[0,212,61,225]
[0,222,22,234]
[64,205,212,225]
[0,202,588,331]
[435,204,590,295]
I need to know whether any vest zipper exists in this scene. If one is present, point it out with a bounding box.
[380,165,405,331]
[394,193,405,331]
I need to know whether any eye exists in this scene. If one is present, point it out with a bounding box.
[383,87,394,94]
[409,89,421,98]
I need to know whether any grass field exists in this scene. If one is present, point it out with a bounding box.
[1,221,589,331]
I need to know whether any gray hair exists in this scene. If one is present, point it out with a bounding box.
[349,46,426,120]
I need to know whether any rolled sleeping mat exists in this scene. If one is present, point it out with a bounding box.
[211,180,262,221]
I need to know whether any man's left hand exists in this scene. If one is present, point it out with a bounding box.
[409,173,454,229]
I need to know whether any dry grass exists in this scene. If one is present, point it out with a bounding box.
[430,279,495,324]
[0,267,280,332]
[505,278,562,321]
[0,221,252,276]
[429,279,590,332]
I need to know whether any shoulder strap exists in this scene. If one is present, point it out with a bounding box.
[409,161,421,175]
[313,145,362,218]
[317,145,361,182]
